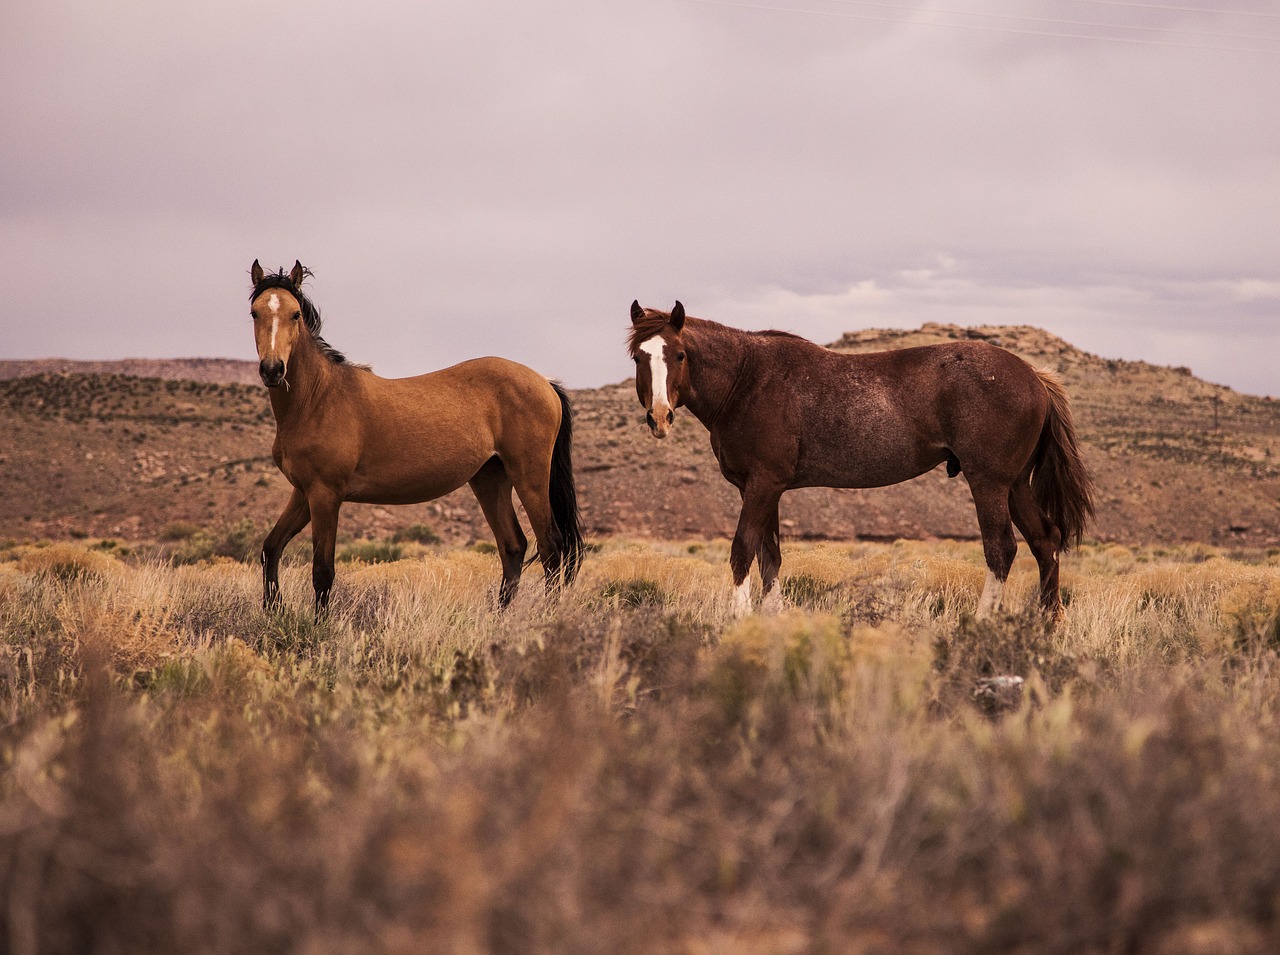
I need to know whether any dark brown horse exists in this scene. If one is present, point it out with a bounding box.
[628,301,1094,618]
[249,260,583,614]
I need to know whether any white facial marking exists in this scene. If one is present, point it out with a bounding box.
[639,337,669,409]
[732,577,751,617]
[268,294,280,353]
[976,570,1005,619]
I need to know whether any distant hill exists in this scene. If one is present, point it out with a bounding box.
[2,325,1279,547]
[0,358,260,386]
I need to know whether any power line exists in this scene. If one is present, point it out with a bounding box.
[815,0,1280,43]
[1068,0,1280,21]
[681,0,1280,54]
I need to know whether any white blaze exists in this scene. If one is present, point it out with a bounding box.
[639,337,669,409]
[268,293,280,352]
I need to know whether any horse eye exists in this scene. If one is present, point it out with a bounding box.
[291,312,301,322]
[676,353,686,363]
[633,355,641,363]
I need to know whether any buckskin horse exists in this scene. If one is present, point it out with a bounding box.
[628,301,1094,619]
[248,260,583,614]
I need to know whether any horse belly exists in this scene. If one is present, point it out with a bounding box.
[793,412,945,489]
[793,453,942,490]
[345,434,493,505]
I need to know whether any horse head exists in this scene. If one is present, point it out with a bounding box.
[628,300,689,439]
[249,260,309,388]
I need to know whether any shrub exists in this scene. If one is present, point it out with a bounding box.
[17,543,117,585]
[391,523,441,545]
[172,519,262,565]
[597,578,664,609]
[337,540,404,564]
[780,572,838,608]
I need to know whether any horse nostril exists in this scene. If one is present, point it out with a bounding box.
[646,410,656,428]
[666,410,674,425]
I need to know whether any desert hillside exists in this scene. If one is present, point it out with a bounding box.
[0,357,261,385]
[2,323,1278,546]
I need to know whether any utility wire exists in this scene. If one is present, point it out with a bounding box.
[682,0,1280,54]
[1068,0,1280,21]
[815,0,1280,43]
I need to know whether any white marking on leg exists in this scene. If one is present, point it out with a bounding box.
[732,576,751,617]
[976,570,1005,618]
[761,586,784,615]
[639,337,668,409]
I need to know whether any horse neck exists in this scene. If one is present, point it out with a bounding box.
[268,331,338,425]
[681,319,750,428]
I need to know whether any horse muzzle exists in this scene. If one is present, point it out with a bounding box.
[646,407,675,439]
[259,359,287,389]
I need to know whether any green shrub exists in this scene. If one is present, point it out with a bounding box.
[598,578,664,609]
[781,572,837,608]
[160,521,201,542]
[338,540,404,564]
[172,519,261,564]
[391,524,441,545]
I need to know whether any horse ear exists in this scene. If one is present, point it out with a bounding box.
[290,260,306,287]
[670,301,686,332]
[250,260,264,286]
[630,300,644,325]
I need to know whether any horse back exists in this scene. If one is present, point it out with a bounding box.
[357,356,561,447]
[752,339,1050,488]
[313,358,562,504]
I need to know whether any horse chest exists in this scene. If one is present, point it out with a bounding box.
[272,441,307,485]
[272,431,349,488]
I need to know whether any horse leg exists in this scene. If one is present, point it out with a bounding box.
[306,485,343,618]
[262,486,310,610]
[510,472,565,594]
[469,457,528,609]
[969,479,1018,619]
[758,499,785,615]
[729,482,785,618]
[1009,477,1065,619]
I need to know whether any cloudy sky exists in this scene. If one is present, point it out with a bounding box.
[2,0,1278,394]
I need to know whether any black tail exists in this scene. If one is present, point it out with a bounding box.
[548,381,585,585]
[1032,370,1096,550]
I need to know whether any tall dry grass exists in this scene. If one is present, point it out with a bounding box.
[2,537,1280,953]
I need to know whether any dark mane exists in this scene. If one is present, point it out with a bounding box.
[628,309,806,354]
[250,267,350,365]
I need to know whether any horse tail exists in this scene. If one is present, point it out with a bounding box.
[547,381,585,585]
[1030,369,1096,551]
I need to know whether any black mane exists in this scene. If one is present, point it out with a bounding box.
[250,267,350,365]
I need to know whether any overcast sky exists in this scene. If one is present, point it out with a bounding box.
[2,0,1278,394]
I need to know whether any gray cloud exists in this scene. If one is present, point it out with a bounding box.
[2,0,1277,394]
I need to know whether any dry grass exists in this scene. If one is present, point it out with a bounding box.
[3,537,1280,953]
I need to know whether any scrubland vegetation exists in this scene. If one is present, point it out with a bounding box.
[4,536,1280,953]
